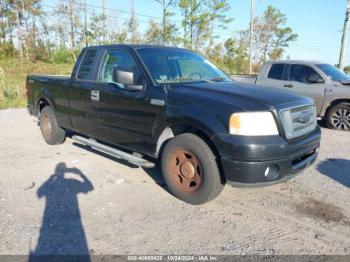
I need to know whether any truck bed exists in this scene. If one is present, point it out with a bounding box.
[28,74,71,81]
[27,74,72,126]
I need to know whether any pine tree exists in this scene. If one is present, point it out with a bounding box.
[83,0,89,46]
[178,0,211,50]
[145,19,162,45]
[252,5,297,63]
[129,0,140,44]
[153,0,177,45]
[207,0,233,51]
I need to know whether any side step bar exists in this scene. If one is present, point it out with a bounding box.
[72,135,155,168]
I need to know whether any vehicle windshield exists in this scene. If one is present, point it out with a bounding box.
[137,48,232,84]
[315,63,350,82]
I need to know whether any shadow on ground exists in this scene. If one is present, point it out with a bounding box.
[142,161,166,188]
[29,162,93,262]
[73,142,139,169]
[317,158,350,188]
[72,141,167,190]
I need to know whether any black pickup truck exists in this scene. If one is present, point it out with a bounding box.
[27,45,321,204]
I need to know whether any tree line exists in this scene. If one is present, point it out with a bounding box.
[0,0,297,74]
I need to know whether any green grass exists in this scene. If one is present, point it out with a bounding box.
[0,59,73,109]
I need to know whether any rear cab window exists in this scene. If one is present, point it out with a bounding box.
[267,64,285,80]
[76,50,97,80]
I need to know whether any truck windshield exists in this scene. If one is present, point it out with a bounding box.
[137,48,232,84]
[315,64,350,82]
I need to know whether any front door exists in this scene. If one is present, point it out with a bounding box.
[286,64,326,114]
[92,48,162,153]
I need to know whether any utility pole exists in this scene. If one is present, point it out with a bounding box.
[15,5,24,61]
[162,0,166,46]
[83,0,88,47]
[249,0,255,74]
[339,0,350,71]
[102,0,106,44]
[68,0,76,61]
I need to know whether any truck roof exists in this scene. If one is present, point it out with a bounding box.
[84,44,189,51]
[265,60,324,65]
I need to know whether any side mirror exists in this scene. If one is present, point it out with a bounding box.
[112,66,143,91]
[307,75,324,84]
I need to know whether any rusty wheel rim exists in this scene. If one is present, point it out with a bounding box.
[41,114,53,141]
[169,149,203,192]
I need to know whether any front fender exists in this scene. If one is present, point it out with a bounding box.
[151,104,229,158]
[320,85,350,116]
[166,103,228,138]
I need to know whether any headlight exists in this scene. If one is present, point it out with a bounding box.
[229,112,279,136]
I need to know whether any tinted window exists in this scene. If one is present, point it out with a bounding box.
[100,49,142,87]
[268,64,285,80]
[77,50,97,80]
[290,65,323,83]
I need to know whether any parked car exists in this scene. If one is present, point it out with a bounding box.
[232,60,350,130]
[27,45,320,204]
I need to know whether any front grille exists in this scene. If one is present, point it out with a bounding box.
[279,105,317,140]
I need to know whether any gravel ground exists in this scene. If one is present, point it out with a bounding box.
[0,108,350,256]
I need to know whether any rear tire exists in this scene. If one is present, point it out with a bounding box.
[39,106,66,145]
[326,103,350,130]
[161,133,224,205]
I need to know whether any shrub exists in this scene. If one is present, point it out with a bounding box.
[0,58,73,109]
[52,48,74,64]
[345,66,350,75]
[0,42,18,59]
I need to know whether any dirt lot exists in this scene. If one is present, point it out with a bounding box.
[1,108,350,256]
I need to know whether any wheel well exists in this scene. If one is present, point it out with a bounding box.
[173,125,219,158]
[325,99,350,116]
[156,124,225,183]
[330,99,350,107]
[157,124,219,157]
[37,98,50,113]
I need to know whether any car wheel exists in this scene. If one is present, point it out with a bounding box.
[39,106,66,145]
[326,103,350,130]
[161,133,224,205]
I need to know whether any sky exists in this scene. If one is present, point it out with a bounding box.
[45,0,350,66]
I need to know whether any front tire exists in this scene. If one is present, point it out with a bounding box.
[161,133,224,205]
[39,106,66,145]
[326,103,350,130]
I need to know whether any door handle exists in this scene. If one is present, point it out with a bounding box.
[284,84,293,88]
[91,90,100,101]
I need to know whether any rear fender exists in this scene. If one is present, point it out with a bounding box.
[35,87,56,116]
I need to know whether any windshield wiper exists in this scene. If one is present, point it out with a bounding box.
[207,77,228,82]
[174,77,197,82]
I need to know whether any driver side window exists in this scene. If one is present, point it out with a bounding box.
[289,64,323,84]
[100,49,142,87]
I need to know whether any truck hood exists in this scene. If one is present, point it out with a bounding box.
[170,81,313,111]
[340,80,350,86]
[333,80,350,88]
